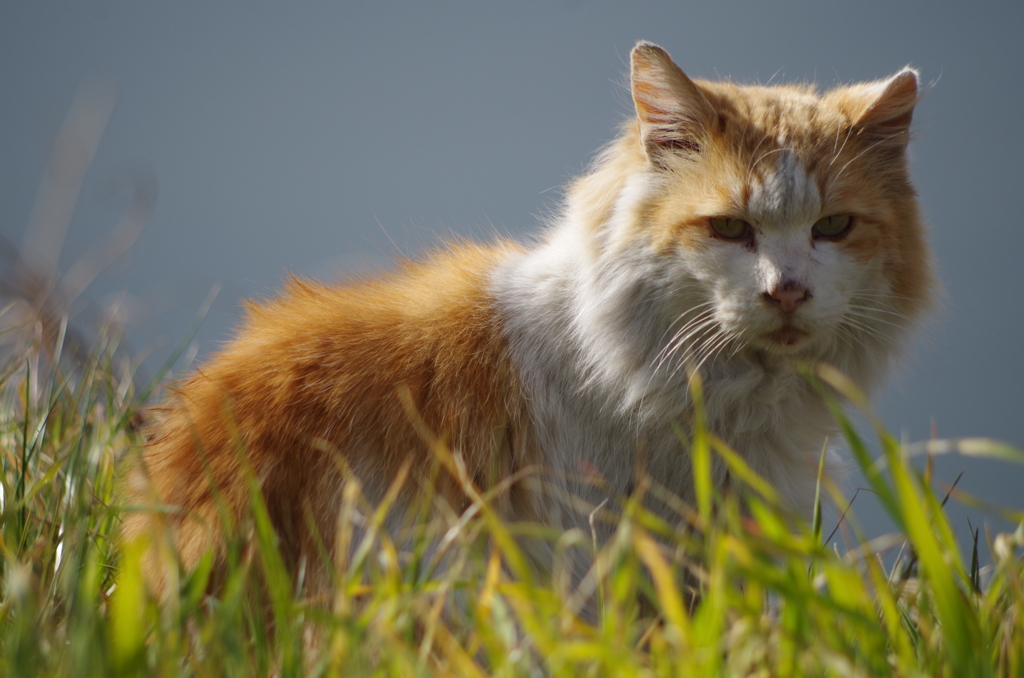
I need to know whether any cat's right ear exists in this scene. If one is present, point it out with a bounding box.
[630,41,713,166]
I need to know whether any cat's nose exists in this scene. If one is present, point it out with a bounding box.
[764,281,809,313]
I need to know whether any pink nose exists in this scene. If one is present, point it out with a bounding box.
[765,282,809,313]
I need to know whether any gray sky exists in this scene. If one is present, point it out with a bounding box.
[3,1,1022,554]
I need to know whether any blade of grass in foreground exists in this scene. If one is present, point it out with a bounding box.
[3,321,1024,676]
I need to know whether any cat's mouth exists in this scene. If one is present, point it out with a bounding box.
[762,325,810,349]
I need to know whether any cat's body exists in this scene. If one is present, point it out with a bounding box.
[124,43,933,596]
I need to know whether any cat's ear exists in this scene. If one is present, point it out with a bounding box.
[630,42,713,166]
[852,68,920,147]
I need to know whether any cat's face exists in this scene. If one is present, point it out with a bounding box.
[666,166,882,357]
[620,44,933,365]
[651,134,909,360]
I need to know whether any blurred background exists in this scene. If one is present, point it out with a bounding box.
[2,1,1021,555]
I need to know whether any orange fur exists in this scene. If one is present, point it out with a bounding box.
[122,243,535,593]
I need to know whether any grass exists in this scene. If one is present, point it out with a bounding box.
[1,311,1023,677]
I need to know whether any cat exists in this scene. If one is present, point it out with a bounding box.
[122,41,933,598]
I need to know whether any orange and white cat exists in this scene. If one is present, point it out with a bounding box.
[123,42,933,594]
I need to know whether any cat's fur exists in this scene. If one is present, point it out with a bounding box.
[123,42,933,595]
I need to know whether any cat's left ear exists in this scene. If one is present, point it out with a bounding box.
[630,41,714,166]
[853,68,920,147]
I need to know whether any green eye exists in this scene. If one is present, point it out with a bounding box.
[812,215,853,239]
[709,217,751,240]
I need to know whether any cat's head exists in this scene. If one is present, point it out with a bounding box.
[591,42,934,371]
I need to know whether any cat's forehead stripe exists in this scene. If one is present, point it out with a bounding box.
[746,149,820,227]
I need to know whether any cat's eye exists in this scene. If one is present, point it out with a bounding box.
[812,215,853,239]
[709,217,751,240]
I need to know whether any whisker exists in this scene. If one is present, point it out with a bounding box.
[836,318,900,348]
[847,303,916,320]
[653,312,718,371]
[653,300,718,347]
[834,134,902,180]
[828,124,855,170]
[690,329,736,378]
[843,309,909,332]
[744,132,774,187]
[656,322,720,377]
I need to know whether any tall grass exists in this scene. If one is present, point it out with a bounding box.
[1,315,1022,677]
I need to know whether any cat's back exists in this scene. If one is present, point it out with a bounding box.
[124,241,529,582]
[197,240,523,439]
